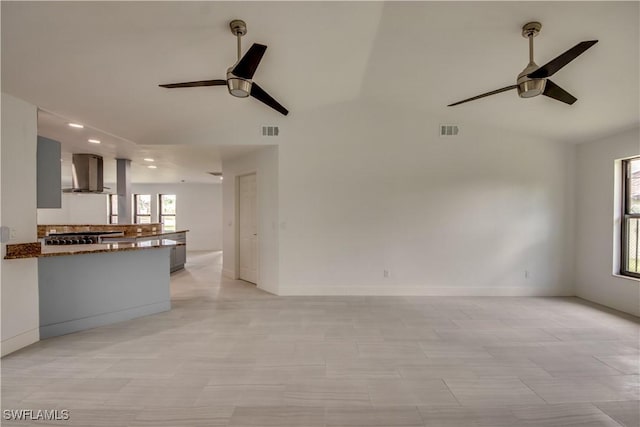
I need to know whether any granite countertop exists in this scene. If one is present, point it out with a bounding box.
[5,239,183,260]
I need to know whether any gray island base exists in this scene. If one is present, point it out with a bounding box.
[38,247,171,339]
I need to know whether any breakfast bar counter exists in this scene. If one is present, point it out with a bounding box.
[4,239,181,259]
[4,237,177,339]
[37,242,173,339]
[1,224,189,339]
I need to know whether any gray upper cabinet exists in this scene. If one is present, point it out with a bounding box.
[37,136,62,208]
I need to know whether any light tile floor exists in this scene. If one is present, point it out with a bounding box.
[1,251,639,426]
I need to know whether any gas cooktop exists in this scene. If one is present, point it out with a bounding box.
[44,231,125,245]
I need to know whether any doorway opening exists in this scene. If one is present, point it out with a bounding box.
[237,173,258,284]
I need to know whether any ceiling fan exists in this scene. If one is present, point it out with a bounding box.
[159,19,288,116]
[448,22,598,107]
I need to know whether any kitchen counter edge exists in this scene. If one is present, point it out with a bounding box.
[5,239,183,260]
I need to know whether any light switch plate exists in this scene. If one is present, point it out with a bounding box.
[0,226,10,243]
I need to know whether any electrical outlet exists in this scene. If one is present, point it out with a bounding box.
[10,228,17,240]
[383,270,390,278]
[524,270,530,279]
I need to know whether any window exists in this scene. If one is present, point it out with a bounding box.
[134,194,152,224]
[622,157,640,278]
[159,194,176,231]
[108,194,118,224]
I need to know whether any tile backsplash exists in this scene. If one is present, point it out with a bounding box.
[38,223,160,238]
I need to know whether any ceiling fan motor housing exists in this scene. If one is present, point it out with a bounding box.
[226,69,251,98]
[516,63,546,98]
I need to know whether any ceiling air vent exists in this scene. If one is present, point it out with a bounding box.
[440,124,459,137]
[261,125,279,137]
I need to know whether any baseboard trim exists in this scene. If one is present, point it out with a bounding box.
[1,328,39,357]
[222,268,236,279]
[39,300,171,339]
[575,293,640,317]
[277,285,572,297]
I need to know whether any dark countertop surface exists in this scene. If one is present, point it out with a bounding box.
[5,239,183,259]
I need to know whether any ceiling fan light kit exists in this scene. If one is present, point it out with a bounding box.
[159,19,289,116]
[227,78,251,98]
[448,21,597,107]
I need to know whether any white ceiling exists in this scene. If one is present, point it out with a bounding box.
[38,110,261,186]
[38,109,262,184]
[2,2,638,173]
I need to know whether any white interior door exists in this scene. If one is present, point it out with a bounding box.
[238,173,258,284]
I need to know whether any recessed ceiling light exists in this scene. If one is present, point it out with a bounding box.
[88,139,101,144]
[148,165,157,169]
[68,123,84,128]
[143,158,154,162]
[220,176,224,180]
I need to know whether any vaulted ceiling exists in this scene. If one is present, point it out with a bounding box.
[2,2,638,159]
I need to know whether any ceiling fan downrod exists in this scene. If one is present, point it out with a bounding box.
[229,19,247,62]
[528,30,534,63]
[227,19,252,98]
[517,21,545,98]
[522,21,541,65]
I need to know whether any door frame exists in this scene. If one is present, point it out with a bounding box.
[235,172,258,284]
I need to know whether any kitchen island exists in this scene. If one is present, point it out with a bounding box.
[37,224,189,272]
[100,230,188,272]
[6,239,178,339]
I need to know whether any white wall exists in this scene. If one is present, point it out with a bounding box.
[217,100,576,297]
[38,193,108,224]
[575,127,640,316]
[274,100,576,296]
[222,146,279,294]
[130,183,222,251]
[1,93,40,356]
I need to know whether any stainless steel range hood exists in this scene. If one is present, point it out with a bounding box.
[64,153,105,193]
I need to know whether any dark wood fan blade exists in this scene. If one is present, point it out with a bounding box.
[232,44,267,79]
[527,40,598,79]
[448,85,517,106]
[250,82,288,116]
[159,79,226,88]
[542,79,577,105]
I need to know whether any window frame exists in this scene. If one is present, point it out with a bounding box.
[108,194,118,224]
[133,194,152,224]
[621,157,640,279]
[158,194,177,231]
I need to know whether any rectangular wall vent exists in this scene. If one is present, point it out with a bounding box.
[440,124,459,137]
[261,125,279,137]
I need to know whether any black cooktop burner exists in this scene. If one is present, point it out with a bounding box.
[44,231,124,245]
[45,236,98,245]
